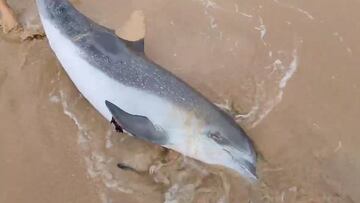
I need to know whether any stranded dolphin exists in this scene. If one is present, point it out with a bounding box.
[36,0,257,181]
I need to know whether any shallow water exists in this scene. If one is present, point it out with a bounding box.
[1,0,359,202]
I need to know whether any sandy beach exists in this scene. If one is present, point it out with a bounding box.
[1,0,359,202]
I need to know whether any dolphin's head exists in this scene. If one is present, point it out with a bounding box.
[167,106,257,182]
[36,0,103,43]
[199,121,258,182]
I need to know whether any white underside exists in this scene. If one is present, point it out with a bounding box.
[40,15,253,180]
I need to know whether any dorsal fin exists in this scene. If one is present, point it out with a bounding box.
[125,39,144,53]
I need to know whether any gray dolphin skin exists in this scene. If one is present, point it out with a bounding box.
[36,0,257,181]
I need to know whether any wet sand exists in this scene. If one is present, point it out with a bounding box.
[1,0,359,202]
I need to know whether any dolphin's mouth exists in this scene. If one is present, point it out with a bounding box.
[223,148,258,182]
[239,159,258,182]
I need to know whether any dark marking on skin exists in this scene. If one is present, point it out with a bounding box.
[111,117,123,133]
[116,163,138,173]
[23,33,46,41]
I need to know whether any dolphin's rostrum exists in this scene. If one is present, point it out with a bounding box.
[36,0,258,181]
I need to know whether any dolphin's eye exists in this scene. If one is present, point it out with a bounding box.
[208,131,223,142]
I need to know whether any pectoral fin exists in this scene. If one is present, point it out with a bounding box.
[105,100,167,145]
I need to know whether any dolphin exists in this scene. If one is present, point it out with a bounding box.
[36,0,257,181]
